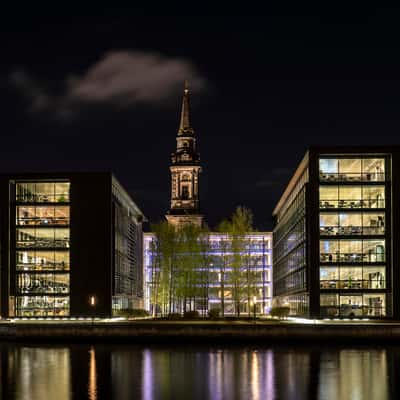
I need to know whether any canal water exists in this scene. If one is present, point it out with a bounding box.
[1,343,397,400]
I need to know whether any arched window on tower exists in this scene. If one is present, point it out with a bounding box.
[181,185,189,200]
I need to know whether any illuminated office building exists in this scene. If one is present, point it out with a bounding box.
[273,147,400,318]
[143,232,273,315]
[0,172,145,318]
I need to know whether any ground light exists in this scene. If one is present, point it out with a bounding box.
[287,317,320,324]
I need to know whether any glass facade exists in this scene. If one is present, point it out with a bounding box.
[319,185,385,209]
[112,180,144,314]
[207,234,273,315]
[273,150,394,319]
[273,166,309,316]
[14,181,70,316]
[143,233,273,315]
[319,158,385,182]
[319,157,389,317]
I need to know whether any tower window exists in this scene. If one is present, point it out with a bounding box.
[181,185,189,199]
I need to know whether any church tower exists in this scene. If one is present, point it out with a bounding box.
[166,81,204,227]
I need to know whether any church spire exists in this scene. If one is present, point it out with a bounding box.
[166,80,204,227]
[178,80,194,135]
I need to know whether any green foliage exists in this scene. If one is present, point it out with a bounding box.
[150,221,179,316]
[270,307,290,319]
[149,221,211,317]
[208,308,220,319]
[183,310,200,319]
[167,313,182,320]
[148,206,257,319]
[218,206,257,317]
[114,309,150,318]
[231,206,254,233]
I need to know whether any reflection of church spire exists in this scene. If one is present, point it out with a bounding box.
[178,80,194,135]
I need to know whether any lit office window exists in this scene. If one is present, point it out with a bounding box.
[319,158,385,182]
[16,182,70,203]
[14,181,70,317]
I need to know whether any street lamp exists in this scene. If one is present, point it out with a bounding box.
[89,296,96,323]
[89,296,96,307]
[253,295,257,321]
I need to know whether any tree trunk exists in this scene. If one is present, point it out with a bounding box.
[247,264,251,317]
[221,281,225,317]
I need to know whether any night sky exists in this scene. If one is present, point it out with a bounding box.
[2,9,400,230]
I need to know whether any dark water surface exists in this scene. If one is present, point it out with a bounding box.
[1,342,398,400]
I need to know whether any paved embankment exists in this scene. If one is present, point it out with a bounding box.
[2,320,400,342]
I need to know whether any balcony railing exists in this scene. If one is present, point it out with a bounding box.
[320,252,385,263]
[17,285,69,294]
[320,279,385,289]
[16,239,70,249]
[16,194,70,203]
[319,199,385,209]
[15,306,70,317]
[17,217,69,226]
[16,262,70,271]
[319,172,385,182]
[320,226,385,236]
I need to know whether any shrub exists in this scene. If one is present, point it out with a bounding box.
[167,312,182,320]
[114,308,150,318]
[269,306,290,319]
[208,309,220,319]
[183,310,200,319]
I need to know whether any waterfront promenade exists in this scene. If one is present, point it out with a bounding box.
[2,318,400,342]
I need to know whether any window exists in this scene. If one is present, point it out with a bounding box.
[16,206,70,226]
[181,185,189,199]
[319,159,338,174]
[319,157,385,182]
[320,212,385,236]
[320,239,385,263]
[320,294,386,317]
[16,228,70,248]
[16,182,70,203]
[17,273,69,294]
[17,250,69,271]
[319,186,385,209]
[16,296,69,317]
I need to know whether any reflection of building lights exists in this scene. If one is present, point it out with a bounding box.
[90,296,96,306]
[88,347,97,400]
[251,352,260,400]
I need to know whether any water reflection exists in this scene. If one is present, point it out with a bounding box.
[88,348,97,400]
[0,343,397,400]
[5,346,71,400]
[318,350,388,400]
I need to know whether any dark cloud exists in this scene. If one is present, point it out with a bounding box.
[9,69,51,111]
[9,50,207,120]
